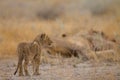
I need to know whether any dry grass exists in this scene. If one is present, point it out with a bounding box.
[0,16,120,60]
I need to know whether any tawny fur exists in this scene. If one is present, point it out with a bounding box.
[14,33,52,76]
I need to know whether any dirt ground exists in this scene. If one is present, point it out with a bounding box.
[0,58,120,80]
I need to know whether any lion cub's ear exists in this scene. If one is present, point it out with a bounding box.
[41,33,45,38]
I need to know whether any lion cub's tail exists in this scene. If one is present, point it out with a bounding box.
[14,64,19,75]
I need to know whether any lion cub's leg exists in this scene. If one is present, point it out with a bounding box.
[33,54,40,75]
[24,56,30,76]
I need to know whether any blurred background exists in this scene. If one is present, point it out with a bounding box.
[0,0,120,58]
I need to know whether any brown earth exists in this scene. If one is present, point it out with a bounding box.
[0,58,120,80]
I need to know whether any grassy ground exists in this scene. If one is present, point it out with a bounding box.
[0,58,120,80]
